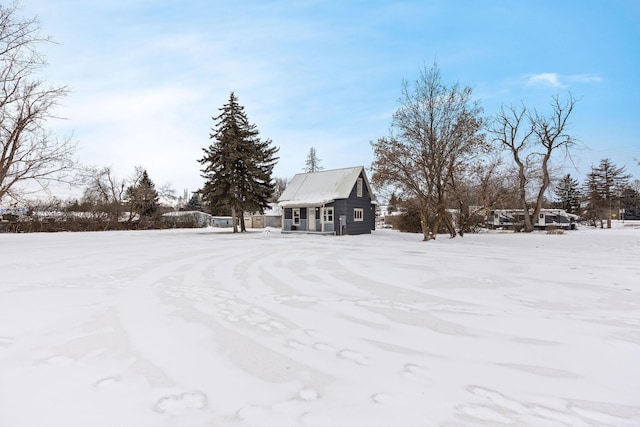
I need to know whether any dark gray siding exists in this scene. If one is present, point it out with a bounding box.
[333,172,375,235]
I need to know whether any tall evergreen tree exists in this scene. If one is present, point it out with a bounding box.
[590,158,631,228]
[304,147,323,172]
[620,185,640,220]
[199,92,279,232]
[185,193,203,211]
[125,169,159,219]
[583,169,604,227]
[554,174,581,214]
[388,192,399,214]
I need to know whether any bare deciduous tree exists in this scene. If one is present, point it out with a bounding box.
[490,94,577,232]
[371,62,486,240]
[448,156,516,235]
[0,2,74,203]
[80,166,127,220]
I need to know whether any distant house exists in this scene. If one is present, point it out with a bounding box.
[211,216,234,228]
[243,203,282,229]
[162,211,212,228]
[278,166,376,235]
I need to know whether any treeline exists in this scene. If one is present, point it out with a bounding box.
[0,166,196,233]
[386,157,639,234]
[372,63,638,239]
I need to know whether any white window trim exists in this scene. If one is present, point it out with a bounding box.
[356,178,363,197]
[321,207,334,223]
[354,208,364,221]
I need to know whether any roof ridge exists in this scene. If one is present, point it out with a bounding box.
[294,166,363,176]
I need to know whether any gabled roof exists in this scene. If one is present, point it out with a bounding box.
[278,166,374,207]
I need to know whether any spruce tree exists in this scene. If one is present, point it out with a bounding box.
[591,158,631,228]
[199,92,278,232]
[125,169,159,219]
[620,186,640,220]
[554,174,581,214]
[304,147,323,172]
[583,169,604,227]
[185,193,203,211]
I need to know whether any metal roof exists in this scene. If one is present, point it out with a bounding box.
[277,166,373,207]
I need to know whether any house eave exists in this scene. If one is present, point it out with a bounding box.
[278,199,336,208]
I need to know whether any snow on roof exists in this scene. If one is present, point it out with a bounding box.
[277,166,373,207]
[262,202,282,216]
[162,211,211,217]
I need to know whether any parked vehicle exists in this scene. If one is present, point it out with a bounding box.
[486,209,577,230]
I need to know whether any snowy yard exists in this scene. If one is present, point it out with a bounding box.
[1,224,639,426]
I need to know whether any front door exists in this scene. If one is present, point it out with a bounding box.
[308,208,316,231]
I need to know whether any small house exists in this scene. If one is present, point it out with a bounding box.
[278,166,376,235]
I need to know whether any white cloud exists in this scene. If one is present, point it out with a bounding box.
[525,73,564,88]
[524,73,603,89]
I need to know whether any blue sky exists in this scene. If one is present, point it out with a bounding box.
[25,0,640,198]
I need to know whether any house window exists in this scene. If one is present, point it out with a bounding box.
[293,208,301,225]
[354,208,363,221]
[356,178,363,197]
[322,207,333,223]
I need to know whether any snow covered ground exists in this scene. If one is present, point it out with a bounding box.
[1,224,639,426]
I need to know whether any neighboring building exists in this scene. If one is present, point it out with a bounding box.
[211,216,234,228]
[263,202,283,228]
[162,211,212,228]
[244,202,282,229]
[278,166,376,235]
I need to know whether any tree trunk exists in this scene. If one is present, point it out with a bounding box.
[515,159,534,232]
[441,208,457,238]
[239,209,246,232]
[231,206,238,233]
[420,207,434,241]
[529,150,553,232]
[430,214,441,240]
[520,197,533,232]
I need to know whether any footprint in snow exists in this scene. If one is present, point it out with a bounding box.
[456,403,514,424]
[286,339,305,349]
[259,320,286,331]
[153,391,208,414]
[298,388,319,401]
[94,375,122,389]
[467,385,527,412]
[313,342,335,352]
[305,329,320,338]
[371,392,403,404]
[401,363,431,381]
[337,349,373,365]
[235,405,269,421]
